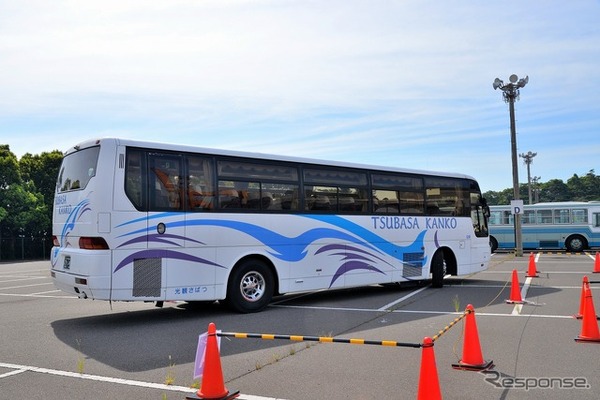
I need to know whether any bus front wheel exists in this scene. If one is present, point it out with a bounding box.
[566,235,587,252]
[489,236,498,253]
[431,250,446,288]
[226,259,274,313]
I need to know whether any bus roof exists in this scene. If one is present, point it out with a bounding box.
[64,137,478,182]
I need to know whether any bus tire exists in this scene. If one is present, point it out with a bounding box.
[431,250,446,288]
[226,258,274,313]
[566,235,587,252]
[489,236,498,253]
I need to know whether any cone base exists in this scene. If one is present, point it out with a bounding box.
[505,299,525,304]
[573,314,599,320]
[452,359,494,371]
[186,390,240,400]
[526,273,539,278]
[574,336,600,343]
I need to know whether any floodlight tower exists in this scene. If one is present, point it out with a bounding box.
[531,176,541,203]
[493,74,529,257]
[520,151,537,205]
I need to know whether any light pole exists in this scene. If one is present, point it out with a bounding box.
[531,176,541,203]
[520,151,537,205]
[493,74,529,257]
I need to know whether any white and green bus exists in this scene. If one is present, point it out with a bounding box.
[51,138,491,312]
[488,202,600,252]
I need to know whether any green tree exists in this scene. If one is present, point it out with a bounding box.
[0,144,21,189]
[567,170,600,201]
[0,145,61,259]
[539,179,571,202]
[19,150,63,231]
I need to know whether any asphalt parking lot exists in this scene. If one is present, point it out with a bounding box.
[1,252,599,400]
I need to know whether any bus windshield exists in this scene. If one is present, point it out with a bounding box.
[56,146,100,193]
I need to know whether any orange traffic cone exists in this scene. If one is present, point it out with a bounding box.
[526,252,539,278]
[452,305,493,371]
[505,269,524,304]
[593,252,600,273]
[187,323,240,400]
[417,337,442,400]
[575,284,600,343]
[574,277,599,320]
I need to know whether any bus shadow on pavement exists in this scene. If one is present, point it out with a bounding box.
[49,277,561,372]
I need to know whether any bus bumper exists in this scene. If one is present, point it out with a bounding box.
[50,247,112,300]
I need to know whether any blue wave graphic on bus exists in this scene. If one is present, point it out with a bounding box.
[52,198,93,265]
[117,233,204,248]
[113,249,225,273]
[179,219,387,262]
[302,215,427,265]
[316,244,390,287]
[114,214,428,283]
[59,198,92,246]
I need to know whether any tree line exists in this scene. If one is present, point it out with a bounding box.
[0,143,598,259]
[0,145,62,259]
[483,170,600,205]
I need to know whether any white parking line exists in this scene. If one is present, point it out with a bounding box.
[0,369,27,379]
[272,304,574,319]
[0,276,48,284]
[0,282,53,290]
[0,361,283,400]
[377,284,430,311]
[0,292,77,299]
[30,290,63,295]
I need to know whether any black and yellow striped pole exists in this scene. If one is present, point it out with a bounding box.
[217,331,422,348]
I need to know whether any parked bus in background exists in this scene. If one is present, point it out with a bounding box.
[488,202,600,252]
[51,138,491,313]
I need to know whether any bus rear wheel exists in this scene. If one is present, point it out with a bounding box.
[226,259,274,313]
[431,250,446,288]
[566,235,587,252]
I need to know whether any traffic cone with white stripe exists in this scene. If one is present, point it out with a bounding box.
[526,252,539,278]
[187,323,240,400]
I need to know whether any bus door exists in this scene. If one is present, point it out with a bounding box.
[142,152,187,299]
[590,208,600,248]
[113,149,186,300]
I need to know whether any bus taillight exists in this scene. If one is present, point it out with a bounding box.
[52,236,60,246]
[79,237,109,250]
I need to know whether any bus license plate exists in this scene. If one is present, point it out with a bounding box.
[63,256,71,270]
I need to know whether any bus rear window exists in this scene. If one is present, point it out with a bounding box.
[56,146,100,193]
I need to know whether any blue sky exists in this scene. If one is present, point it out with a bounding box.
[1,0,599,192]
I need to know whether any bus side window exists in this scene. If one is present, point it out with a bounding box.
[489,211,504,225]
[187,156,215,211]
[523,210,535,224]
[125,150,143,209]
[502,211,513,225]
[594,213,600,228]
[147,153,183,211]
[539,210,552,224]
[572,209,588,224]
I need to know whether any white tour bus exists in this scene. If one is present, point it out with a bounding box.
[51,138,491,312]
[488,202,600,252]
